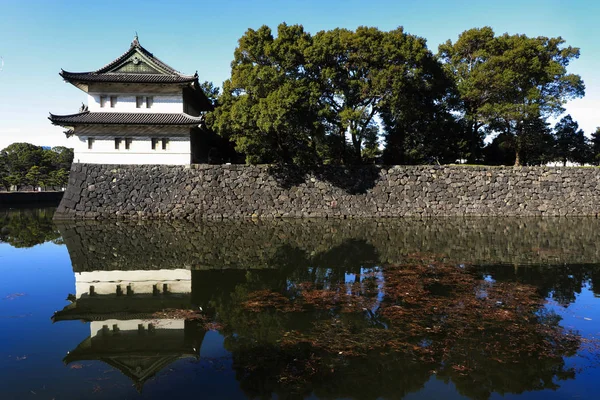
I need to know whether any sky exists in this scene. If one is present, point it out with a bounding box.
[0,0,598,150]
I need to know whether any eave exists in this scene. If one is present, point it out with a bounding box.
[49,111,203,127]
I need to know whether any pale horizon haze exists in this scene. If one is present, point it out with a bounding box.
[0,0,598,150]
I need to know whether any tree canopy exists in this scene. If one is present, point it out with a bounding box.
[438,27,585,165]
[554,115,589,166]
[207,23,588,167]
[0,143,73,191]
[209,23,470,166]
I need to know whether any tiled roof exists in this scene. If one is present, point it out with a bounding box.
[60,39,197,84]
[59,71,196,84]
[49,111,203,126]
[95,39,185,75]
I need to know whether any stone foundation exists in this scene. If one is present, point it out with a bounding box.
[54,164,600,219]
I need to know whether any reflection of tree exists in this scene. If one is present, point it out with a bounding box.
[196,246,580,400]
[0,208,61,248]
[481,264,600,306]
[56,219,600,398]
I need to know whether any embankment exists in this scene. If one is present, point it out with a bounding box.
[54,164,600,219]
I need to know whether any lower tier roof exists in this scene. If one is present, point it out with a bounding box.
[49,111,203,126]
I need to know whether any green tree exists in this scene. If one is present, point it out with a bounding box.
[48,169,70,188]
[439,28,585,165]
[484,115,555,166]
[209,24,323,166]
[0,143,44,190]
[25,165,43,189]
[0,153,8,190]
[590,127,600,165]
[377,28,466,165]
[438,27,497,163]
[554,115,589,166]
[308,26,388,164]
[45,146,73,189]
[519,116,556,165]
[48,146,74,171]
[0,143,73,190]
[199,81,220,107]
[212,24,459,166]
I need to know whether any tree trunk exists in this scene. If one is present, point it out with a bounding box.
[338,127,346,165]
[467,122,480,164]
[513,124,522,167]
[514,151,521,167]
[351,132,362,164]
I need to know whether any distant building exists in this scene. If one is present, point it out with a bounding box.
[49,36,213,165]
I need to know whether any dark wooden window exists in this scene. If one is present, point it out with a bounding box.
[146,96,153,108]
[114,138,122,150]
[125,138,132,150]
[151,138,159,150]
[110,96,117,108]
[87,138,94,149]
[99,96,107,108]
[161,138,169,150]
[136,96,143,108]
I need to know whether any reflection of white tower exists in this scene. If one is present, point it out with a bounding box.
[75,268,192,299]
[53,268,203,391]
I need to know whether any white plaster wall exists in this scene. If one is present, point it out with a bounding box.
[87,93,183,113]
[70,136,190,165]
[75,269,192,298]
[91,319,185,337]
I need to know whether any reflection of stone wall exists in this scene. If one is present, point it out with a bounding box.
[57,218,600,271]
[55,164,600,220]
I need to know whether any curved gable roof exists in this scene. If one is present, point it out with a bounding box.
[60,37,198,85]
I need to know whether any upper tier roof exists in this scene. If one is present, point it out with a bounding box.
[49,111,203,126]
[60,71,196,84]
[59,35,198,86]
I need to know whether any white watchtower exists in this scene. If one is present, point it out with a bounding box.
[49,36,213,165]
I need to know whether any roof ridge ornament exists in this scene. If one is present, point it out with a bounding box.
[132,32,139,47]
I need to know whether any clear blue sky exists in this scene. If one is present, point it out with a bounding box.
[0,0,598,150]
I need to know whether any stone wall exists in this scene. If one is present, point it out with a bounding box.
[54,163,600,219]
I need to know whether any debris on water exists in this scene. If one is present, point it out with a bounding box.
[3,293,26,300]
[150,308,204,320]
[225,261,582,391]
[0,313,32,319]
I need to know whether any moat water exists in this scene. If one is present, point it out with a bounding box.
[2,207,600,399]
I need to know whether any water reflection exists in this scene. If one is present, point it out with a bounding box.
[56,218,600,270]
[51,262,204,391]
[52,218,600,399]
[0,208,60,247]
